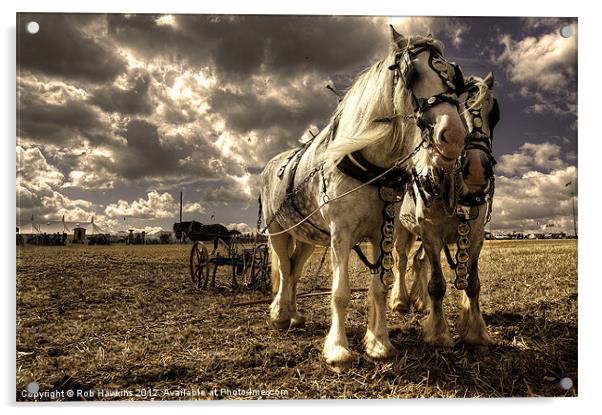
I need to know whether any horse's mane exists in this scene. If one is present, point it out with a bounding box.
[461,76,491,116]
[323,36,442,166]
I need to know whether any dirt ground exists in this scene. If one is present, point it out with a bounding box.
[16,239,577,400]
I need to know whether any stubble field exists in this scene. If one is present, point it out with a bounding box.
[16,239,577,400]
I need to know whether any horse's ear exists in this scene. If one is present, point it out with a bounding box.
[389,24,406,50]
[484,71,494,88]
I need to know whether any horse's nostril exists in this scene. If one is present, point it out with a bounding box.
[439,129,449,144]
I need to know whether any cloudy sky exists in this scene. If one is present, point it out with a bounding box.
[16,14,577,235]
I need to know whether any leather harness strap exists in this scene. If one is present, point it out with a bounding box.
[337,151,412,191]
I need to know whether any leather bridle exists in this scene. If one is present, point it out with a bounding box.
[336,43,467,191]
[378,44,466,133]
[462,82,498,168]
[457,83,500,208]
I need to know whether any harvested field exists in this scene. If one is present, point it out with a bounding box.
[16,240,577,400]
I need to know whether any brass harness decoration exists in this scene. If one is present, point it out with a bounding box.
[378,188,398,286]
[452,207,472,290]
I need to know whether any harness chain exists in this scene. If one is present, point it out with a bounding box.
[452,215,471,290]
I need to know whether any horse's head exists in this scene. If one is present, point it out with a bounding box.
[459,72,499,193]
[173,221,198,240]
[390,28,466,169]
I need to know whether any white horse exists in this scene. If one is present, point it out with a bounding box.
[389,73,499,346]
[260,27,468,368]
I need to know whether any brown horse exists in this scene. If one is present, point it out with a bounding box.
[173,221,241,250]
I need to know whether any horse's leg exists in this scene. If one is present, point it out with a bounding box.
[268,226,295,329]
[288,241,315,328]
[323,232,355,367]
[210,262,217,288]
[365,237,397,359]
[389,228,414,313]
[422,241,453,347]
[409,244,431,313]
[270,244,280,295]
[457,240,493,346]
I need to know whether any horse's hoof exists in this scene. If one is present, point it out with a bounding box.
[364,339,397,360]
[390,300,410,314]
[270,315,291,330]
[323,345,356,370]
[412,298,430,314]
[290,314,306,329]
[460,332,494,347]
[423,333,454,348]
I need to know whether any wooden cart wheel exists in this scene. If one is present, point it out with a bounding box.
[229,238,246,277]
[251,243,270,292]
[190,242,209,289]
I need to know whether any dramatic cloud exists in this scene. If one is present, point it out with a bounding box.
[15,14,578,234]
[90,70,154,115]
[494,23,577,115]
[17,146,64,189]
[204,173,255,204]
[496,142,566,176]
[18,14,127,82]
[492,142,577,234]
[184,202,205,214]
[389,16,469,48]
[106,15,388,81]
[17,75,116,147]
[17,145,100,228]
[104,191,177,219]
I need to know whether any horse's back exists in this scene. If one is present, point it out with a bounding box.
[261,149,296,183]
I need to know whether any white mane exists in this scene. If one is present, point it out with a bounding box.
[322,36,442,167]
[461,76,491,117]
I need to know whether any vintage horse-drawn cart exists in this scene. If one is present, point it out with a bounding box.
[175,221,270,292]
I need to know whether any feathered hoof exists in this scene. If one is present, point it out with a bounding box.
[323,344,357,371]
[423,332,454,348]
[269,314,292,330]
[364,336,397,360]
[411,297,430,314]
[390,299,410,314]
[290,313,306,329]
[422,316,453,348]
[460,330,494,347]
[457,311,494,346]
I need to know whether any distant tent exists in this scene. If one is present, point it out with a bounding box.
[23,216,106,236]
